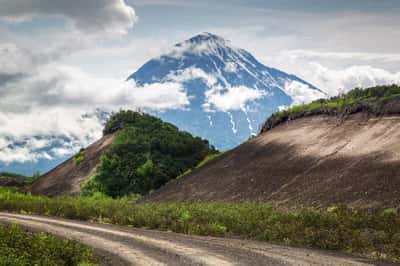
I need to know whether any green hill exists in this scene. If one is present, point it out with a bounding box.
[30,110,217,198]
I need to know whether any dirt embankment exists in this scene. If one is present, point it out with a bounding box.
[145,113,400,209]
[261,99,400,133]
[30,133,116,196]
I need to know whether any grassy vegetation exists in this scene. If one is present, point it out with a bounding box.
[282,84,400,115]
[195,152,223,168]
[82,110,217,198]
[74,149,86,165]
[176,152,224,179]
[0,223,97,266]
[263,84,400,132]
[0,188,399,262]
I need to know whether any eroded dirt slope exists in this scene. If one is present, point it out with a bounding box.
[30,133,116,196]
[145,113,400,208]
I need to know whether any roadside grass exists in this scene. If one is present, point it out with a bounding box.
[0,223,97,266]
[0,188,399,263]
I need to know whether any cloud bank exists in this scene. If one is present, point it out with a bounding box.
[0,41,191,164]
[270,50,400,96]
[0,0,137,35]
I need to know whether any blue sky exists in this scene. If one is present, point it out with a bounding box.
[0,0,399,164]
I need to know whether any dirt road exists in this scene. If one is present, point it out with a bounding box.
[0,212,391,266]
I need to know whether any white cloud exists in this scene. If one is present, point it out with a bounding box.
[0,0,137,35]
[51,147,74,157]
[286,50,400,63]
[129,81,190,110]
[279,61,400,96]
[283,80,326,105]
[0,137,54,164]
[307,64,400,95]
[261,49,400,96]
[0,146,42,164]
[163,65,269,113]
[166,67,217,87]
[0,63,190,134]
[0,43,35,74]
[204,85,268,112]
[26,138,51,150]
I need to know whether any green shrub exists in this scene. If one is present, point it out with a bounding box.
[0,223,97,266]
[74,149,85,165]
[83,110,218,198]
[382,208,398,218]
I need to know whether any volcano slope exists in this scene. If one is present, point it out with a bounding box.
[145,94,400,208]
[30,133,117,196]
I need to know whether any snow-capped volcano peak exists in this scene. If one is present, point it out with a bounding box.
[168,32,235,59]
[128,33,325,149]
[181,32,227,45]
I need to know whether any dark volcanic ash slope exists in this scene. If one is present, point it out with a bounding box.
[30,133,116,196]
[144,113,400,208]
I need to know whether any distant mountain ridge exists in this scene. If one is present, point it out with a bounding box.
[128,32,325,149]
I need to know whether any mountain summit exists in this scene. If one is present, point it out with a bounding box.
[128,33,325,149]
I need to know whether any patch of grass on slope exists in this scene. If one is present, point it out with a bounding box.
[0,223,97,266]
[74,149,86,165]
[177,152,224,179]
[262,84,400,132]
[0,188,399,263]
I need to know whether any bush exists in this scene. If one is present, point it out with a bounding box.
[0,223,97,266]
[83,110,218,197]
